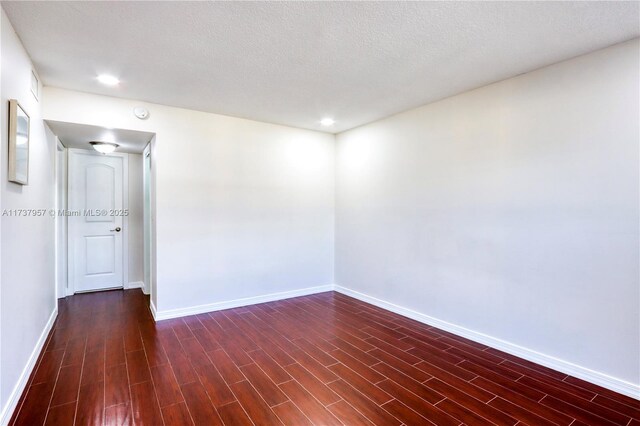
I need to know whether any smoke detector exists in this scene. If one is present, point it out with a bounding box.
[134,107,149,120]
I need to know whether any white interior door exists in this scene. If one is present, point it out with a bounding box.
[69,150,124,293]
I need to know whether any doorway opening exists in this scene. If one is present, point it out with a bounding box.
[47,120,155,304]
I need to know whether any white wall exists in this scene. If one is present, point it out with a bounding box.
[128,153,144,286]
[55,145,67,298]
[336,39,639,391]
[42,88,336,315]
[145,137,158,308]
[0,9,57,421]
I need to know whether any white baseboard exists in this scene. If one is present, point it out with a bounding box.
[334,285,640,401]
[153,284,334,321]
[150,299,158,320]
[0,307,58,425]
[127,281,145,293]
[147,281,639,399]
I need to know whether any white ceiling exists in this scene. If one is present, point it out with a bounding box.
[4,2,639,133]
[46,120,154,154]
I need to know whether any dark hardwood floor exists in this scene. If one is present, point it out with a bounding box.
[9,289,639,425]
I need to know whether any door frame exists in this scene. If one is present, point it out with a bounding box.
[54,139,68,298]
[67,148,129,295]
[143,143,153,296]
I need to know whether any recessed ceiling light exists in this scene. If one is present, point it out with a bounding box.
[97,74,120,86]
[320,118,335,127]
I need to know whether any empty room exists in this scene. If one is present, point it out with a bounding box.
[0,1,638,425]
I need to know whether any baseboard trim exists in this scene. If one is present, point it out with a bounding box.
[1,306,59,425]
[153,284,335,321]
[334,285,640,401]
[127,281,145,293]
[149,299,158,320]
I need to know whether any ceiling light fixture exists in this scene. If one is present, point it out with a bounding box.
[97,74,120,86]
[90,141,119,154]
[320,118,335,127]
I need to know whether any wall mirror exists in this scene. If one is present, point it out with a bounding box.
[8,99,29,185]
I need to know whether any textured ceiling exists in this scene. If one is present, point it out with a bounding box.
[3,1,639,133]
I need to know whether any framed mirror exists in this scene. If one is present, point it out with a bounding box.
[8,99,29,185]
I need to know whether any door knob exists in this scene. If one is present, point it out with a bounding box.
[110,227,121,232]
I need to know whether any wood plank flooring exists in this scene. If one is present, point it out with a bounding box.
[9,289,639,425]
